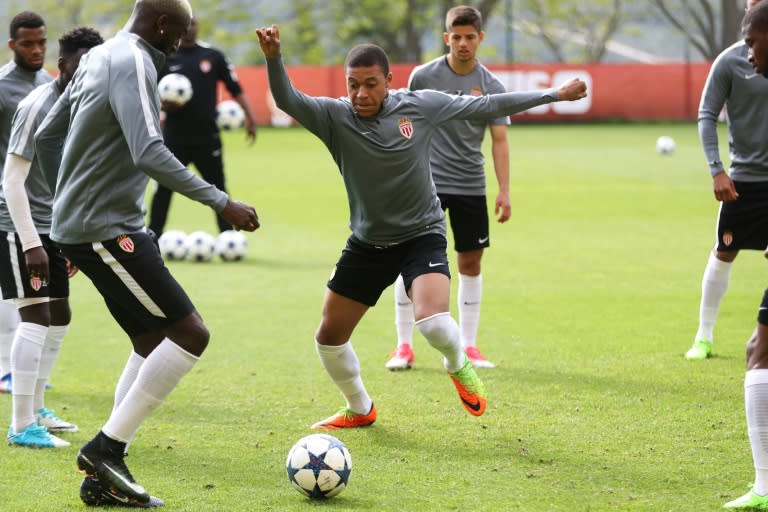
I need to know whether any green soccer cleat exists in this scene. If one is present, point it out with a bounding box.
[685,339,712,361]
[724,488,768,509]
[448,357,487,416]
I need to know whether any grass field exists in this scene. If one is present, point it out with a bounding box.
[2,122,763,511]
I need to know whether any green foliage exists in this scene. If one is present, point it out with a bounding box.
[2,122,756,510]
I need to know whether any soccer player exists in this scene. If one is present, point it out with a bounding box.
[1,26,103,450]
[386,5,509,371]
[255,24,586,429]
[722,6,768,509]
[148,15,257,237]
[35,0,258,506]
[0,11,51,394]
[685,0,768,361]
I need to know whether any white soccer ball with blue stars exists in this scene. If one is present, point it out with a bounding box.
[286,434,352,499]
[184,231,216,262]
[158,73,193,106]
[656,135,676,155]
[216,99,245,130]
[215,230,248,262]
[158,230,188,261]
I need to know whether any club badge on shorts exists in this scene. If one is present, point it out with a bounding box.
[398,117,413,139]
[722,230,733,247]
[117,234,135,253]
[29,275,43,291]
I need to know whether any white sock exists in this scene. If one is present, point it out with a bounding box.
[746,370,768,495]
[34,324,67,411]
[415,312,464,372]
[315,340,371,415]
[696,252,732,343]
[0,302,20,375]
[458,273,482,348]
[113,351,145,414]
[11,322,48,432]
[103,339,198,443]
[394,274,414,346]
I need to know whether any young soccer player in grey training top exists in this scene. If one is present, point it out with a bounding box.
[256,24,586,430]
[686,0,768,362]
[387,5,510,371]
[35,0,259,507]
[0,11,51,394]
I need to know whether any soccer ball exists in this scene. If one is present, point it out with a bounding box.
[216,100,245,130]
[215,230,248,262]
[656,135,676,155]
[184,231,216,262]
[158,73,193,106]
[158,230,188,261]
[286,434,352,499]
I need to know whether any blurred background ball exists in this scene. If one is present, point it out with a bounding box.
[158,73,193,106]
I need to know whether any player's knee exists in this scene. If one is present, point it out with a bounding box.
[415,312,453,343]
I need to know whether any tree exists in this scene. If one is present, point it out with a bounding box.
[650,0,743,60]
[515,0,623,63]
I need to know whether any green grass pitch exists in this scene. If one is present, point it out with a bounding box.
[1,122,760,511]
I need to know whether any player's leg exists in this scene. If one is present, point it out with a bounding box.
[0,299,20,393]
[687,249,736,360]
[312,235,396,429]
[194,142,231,233]
[404,233,486,416]
[446,193,495,368]
[386,274,415,370]
[724,290,768,509]
[59,232,204,503]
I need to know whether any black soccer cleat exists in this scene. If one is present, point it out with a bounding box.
[77,432,151,505]
[80,475,164,508]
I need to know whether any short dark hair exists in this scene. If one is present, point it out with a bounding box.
[344,44,390,76]
[59,26,103,56]
[9,11,45,40]
[445,5,483,33]
[744,1,768,32]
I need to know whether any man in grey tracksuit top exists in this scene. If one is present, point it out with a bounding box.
[35,0,259,505]
[256,24,587,430]
[686,0,768,362]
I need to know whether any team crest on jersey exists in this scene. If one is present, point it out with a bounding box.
[722,230,733,246]
[398,117,414,139]
[200,59,212,73]
[470,87,482,96]
[117,234,135,253]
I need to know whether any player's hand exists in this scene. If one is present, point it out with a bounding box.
[713,171,738,202]
[221,199,260,231]
[244,116,257,146]
[256,25,281,59]
[66,258,78,278]
[495,192,511,223]
[24,246,49,290]
[556,78,588,101]
[161,100,184,113]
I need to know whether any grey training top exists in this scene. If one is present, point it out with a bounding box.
[698,40,768,181]
[0,60,52,180]
[267,56,557,246]
[35,31,229,245]
[408,56,509,196]
[0,81,60,232]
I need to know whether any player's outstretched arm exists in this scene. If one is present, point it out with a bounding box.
[556,78,588,101]
[256,25,281,59]
[220,199,260,232]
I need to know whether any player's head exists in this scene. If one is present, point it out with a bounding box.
[57,27,103,88]
[748,0,763,12]
[8,11,46,72]
[181,16,198,46]
[129,0,193,56]
[744,1,768,75]
[344,44,392,118]
[443,5,484,64]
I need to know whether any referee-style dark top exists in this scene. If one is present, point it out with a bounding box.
[160,42,243,146]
